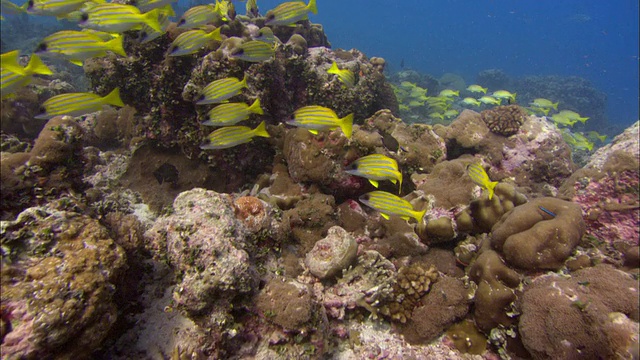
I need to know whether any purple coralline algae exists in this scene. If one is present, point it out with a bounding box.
[562,121,639,246]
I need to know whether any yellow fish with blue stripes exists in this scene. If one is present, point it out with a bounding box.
[264,0,317,26]
[35,30,126,66]
[1,54,53,98]
[344,154,402,192]
[169,27,221,56]
[202,99,263,126]
[27,0,89,17]
[196,74,248,105]
[229,40,274,62]
[35,88,125,119]
[177,3,219,29]
[80,4,162,33]
[467,163,498,200]
[288,105,353,138]
[327,61,355,88]
[359,191,426,222]
[201,121,270,150]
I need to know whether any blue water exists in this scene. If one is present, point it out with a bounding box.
[284,0,639,128]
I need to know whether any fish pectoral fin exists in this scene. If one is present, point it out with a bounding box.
[69,59,84,67]
[380,213,390,220]
[308,129,319,135]
[368,179,379,188]
[400,216,410,221]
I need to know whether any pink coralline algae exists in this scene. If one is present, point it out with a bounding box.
[572,170,639,245]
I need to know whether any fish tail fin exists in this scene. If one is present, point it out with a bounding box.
[25,54,53,75]
[453,90,459,96]
[542,108,549,116]
[552,102,559,110]
[340,113,353,139]
[106,35,126,57]
[159,3,175,16]
[481,86,487,94]
[253,121,270,138]
[413,209,426,222]
[248,98,263,115]
[208,26,222,41]
[142,9,162,32]
[327,61,339,74]
[103,88,125,107]
[1,50,26,75]
[512,93,517,101]
[240,73,248,88]
[487,181,498,200]
[307,0,318,14]
[580,116,589,123]
[19,1,29,11]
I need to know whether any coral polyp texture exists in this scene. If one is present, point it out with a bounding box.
[0,0,638,358]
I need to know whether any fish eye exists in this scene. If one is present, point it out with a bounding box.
[38,106,46,114]
[178,18,185,26]
[197,94,205,101]
[265,12,274,20]
[361,194,370,201]
[27,0,34,8]
[35,43,47,52]
[231,49,244,56]
[80,12,89,22]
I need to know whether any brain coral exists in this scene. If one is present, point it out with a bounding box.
[491,197,585,270]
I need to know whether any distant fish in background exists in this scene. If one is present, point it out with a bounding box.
[153,163,179,185]
[438,89,459,98]
[252,27,276,44]
[466,84,487,94]
[478,96,501,105]
[461,97,482,107]
[381,131,401,152]
[491,90,516,103]
[530,98,558,111]
[264,0,317,26]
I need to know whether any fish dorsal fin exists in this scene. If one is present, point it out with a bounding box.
[368,179,379,188]
[380,213,390,220]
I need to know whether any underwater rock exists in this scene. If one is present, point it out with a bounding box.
[476,69,511,90]
[305,226,358,280]
[491,197,585,270]
[497,116,575,190]
[0,116,86,220]
[145,188,259,318]
[518,264,639,360]
[512,74,608,131]
[283,193,338,254]
[379,262,439,324]
[0,206,126,359]
[256,277,314,330]
[400,276,471,344]
[322,250,396,320]
[559,121,639,247]
[468,249,522,333]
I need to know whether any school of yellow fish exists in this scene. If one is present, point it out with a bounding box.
[0,0,605,221]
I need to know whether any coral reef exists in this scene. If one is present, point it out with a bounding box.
[518,264,639,360]
[305,226,358,280]
[480,105,527,137]
[491,197,586,270]
[1,206,126,359]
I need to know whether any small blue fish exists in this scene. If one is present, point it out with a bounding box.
[538,206,556,218]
